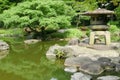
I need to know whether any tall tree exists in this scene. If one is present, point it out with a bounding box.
[0,0,75,30]
[97,0,120,10]
[0,0,24,13]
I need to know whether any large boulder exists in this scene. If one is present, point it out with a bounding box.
[79,61,104,75]
[64,57,104,75]
[64,57,92,67]
[64,45,119,60]
[46,45,120,61]
[46,44,63,60]
[72,46,119,60]
[97,57,116,71]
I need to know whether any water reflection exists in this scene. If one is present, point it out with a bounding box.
[0,50,9,59]
[0,41,71,80]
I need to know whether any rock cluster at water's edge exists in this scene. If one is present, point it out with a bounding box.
[46,38,120,80]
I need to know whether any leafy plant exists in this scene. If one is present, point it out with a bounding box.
[109,25,120,41]
[54,49,65,59]
[115,5,120,26]
[64,28,83,38]
[0,0,75,30]
[109,25,120,32]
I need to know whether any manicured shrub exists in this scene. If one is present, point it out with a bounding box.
[64,28,83,38]
[109,25,120,41]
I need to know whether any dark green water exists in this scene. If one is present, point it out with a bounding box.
[0,41,71,80]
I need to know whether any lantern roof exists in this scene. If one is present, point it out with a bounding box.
[83,8,114,15]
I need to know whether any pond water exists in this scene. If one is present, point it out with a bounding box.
[0,41,71,80]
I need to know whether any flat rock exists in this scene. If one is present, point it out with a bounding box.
[97,75,120,80]
[64,66,77,73]
[64,57,92,67]
[71,72,92,80]
[46,44,120,60]
[79,61,104,75]
[74,46,119,60]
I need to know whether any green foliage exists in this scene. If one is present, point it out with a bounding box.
[54,49,65,59]
[50,32,65,39]
[0,28,23,35]
[115,5,120,26]
[0,28,24,44]
[0,0,24,13]
[115,5,120,17]
[109,25,120,41]
[64,28,83,38]
[50,28,84,39]
[0,0,75,30]
[109,25,120,33]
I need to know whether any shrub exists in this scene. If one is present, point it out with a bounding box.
[50,28,84,39]
[109,25,120,32]
[0,0,75,30]
[109,25,120,41]
[64,28,83,38]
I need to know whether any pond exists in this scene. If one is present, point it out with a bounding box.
[0,41,71,80]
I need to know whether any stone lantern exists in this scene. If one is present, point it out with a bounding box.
[83,8,114,45]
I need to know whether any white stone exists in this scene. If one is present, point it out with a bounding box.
[64,66,77,73]
[24,39,41,44]
[71,72,92,80]
[97,75,120,80]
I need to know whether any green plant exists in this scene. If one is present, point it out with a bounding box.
[109,25,120,32]
[64,28,83,38]
[0,0,75,30]
[0,28,23,36]
[54,49,65,59]
[109,25,120,41]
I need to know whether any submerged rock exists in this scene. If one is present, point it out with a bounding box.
[24,39,41,44]
[0,40,9,51]
[71,72,92,80]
